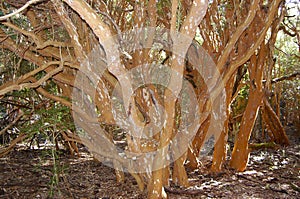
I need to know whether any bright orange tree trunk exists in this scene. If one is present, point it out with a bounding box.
[230,89,263,171]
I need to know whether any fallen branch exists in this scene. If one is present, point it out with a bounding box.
[248,142,280,150]
[0,133,28,158]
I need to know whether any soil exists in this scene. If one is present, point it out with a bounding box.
[0,128,299,199]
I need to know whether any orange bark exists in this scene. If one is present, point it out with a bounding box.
[262,98,289,146]
[211,129,228,172]
[230,89,263,171]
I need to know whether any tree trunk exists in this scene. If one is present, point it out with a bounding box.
[262,98,289,146]
[230,89,263,171]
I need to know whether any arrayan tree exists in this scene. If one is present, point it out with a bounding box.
[0,0,298,198]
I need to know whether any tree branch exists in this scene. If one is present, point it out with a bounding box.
[279,25,297,37]
[212,0,283,101]
[0,62,64,96]
[169,0,208,96]
[0,0,43,21]
[62,0,133,112]
[217,0,260,71]
[271,71,300,83]
[51,0,88,63]
[2,22,71,49]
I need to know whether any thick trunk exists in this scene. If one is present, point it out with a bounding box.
[172,151,189,187]
[148,94,176,199]
[211,128,228,172]
[211,81,233,172]
[230,90,263,171]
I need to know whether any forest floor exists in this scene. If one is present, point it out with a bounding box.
[0,128,299,199]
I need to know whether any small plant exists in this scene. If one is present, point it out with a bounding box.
[48,142,63,198]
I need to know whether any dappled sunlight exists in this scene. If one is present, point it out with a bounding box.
[0,0,299,198]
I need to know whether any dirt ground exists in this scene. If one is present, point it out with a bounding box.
[0,129,299,199]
